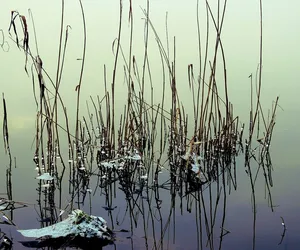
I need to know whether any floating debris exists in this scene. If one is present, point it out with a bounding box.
[41,184,50,188]
[124,153,141,161]
[140,175,148,180]
[0,198,28,212]
[36,173,54,181]
[191,163,201,173]
[100,161,116,169]
[99,149,142,171]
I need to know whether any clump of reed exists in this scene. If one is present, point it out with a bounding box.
[2,0,280,249]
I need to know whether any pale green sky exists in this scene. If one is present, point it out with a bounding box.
[0,0,299,142]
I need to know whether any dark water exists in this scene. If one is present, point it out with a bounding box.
[1,120,299,250]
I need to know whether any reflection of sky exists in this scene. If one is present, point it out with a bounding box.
[0,1,299,249]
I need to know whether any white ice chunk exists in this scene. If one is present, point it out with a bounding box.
[36,173,54,181]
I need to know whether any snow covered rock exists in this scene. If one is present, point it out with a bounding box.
[18,209,114,248]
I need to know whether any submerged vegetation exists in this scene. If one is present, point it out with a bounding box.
[0,0,282,249]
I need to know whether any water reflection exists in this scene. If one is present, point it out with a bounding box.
[1,92,283,249]
[0,141,283,249]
